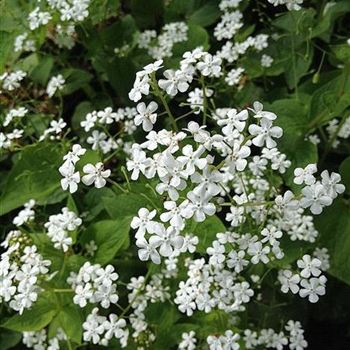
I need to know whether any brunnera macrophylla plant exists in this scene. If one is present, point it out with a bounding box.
[1,0,350,350]
[0,46,346,350]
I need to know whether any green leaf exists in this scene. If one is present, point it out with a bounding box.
[311,1,350,40]
[186,215,226,253]
[316,199,350,285]
[30,55,54,85]
[105,57,137,103]
[0,31,16,73]
[81,218,131,264]
[89,0,120,24]
[130,0,164,29]
[71,101,93,131]
[188,2,221,27]
[101,15,138,50]
[75,150,101,172]
[332,44,350,63]
[104,192,149,218]
[339,157,350,192]
[2,293,57,332]
[309,72,350,126]
[49,306,83,344]
[0,329,21,349]
[84,187,115,220]
[0,142,66,215]
[61,68,93,95]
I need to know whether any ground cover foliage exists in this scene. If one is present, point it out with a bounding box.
[0,0,350,349]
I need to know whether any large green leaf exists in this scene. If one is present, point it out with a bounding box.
[316,199,350,285]
[80,218,131,264]
[61,69,93,95]
[2,293,57,332]
[309,71,350,127]
[0,142,66,215]
[130,0,164,29]
[339,157,350,193]
[49,306,83,344]
[188,2,221,27]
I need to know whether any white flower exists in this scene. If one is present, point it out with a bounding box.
[227,250,248,273]
[179,331,197,350]
[299,276,326,303]
[261,54,273,67]
[82,162,111,188]
[297,255,322,278]
[186,190,216,222]
[136,237,161,264]
[81,112,98,132]
[320,170,345,199]
[126,148,148,180]
[207,241,225,265]
[160,200,192,229]
[217,108,248,133]
[300,183,332,215]
[135,101,158,132]
[46,74,65,97]
[293,164,317,185]
[248,118,283,148]
[278,270,300,294]
[59,163,80,193]
[131,208,157,239]
[248,242,270,264]
[197,53,222,77]
[225,67,244,86]
[158,69,189,96]
[261,227,282,245]
[148,225,184,258]
[249,101,277,120]
[87,130,107,150]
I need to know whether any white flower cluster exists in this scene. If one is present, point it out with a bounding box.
[326,116,350,148]
[137,22,188,60]
[243,320,307,349]
[47,0,91,22]
[82,307,128,347]
[23,328,67,350]
[295,165,345,215]
[3,107,28,127]
[46,74,65,98]
[28,7,52,30]
[44,207,82,252]
[0,231,51,314]
[214,0,244,41]
[39,118,67,141]
[0,70,26,91]
[14,33,35,52]
[279,253,328,303]
[81,106,137,151]
[58,144,110,193]
[126,274,170,344]
[174,238,256,316]
[179,331,197,350]
[13,199,36,227]
[219,34,269,64]
[0,129,23,150]
[267,0,304,11]
[68,262,119,309]
[207,330,240,350]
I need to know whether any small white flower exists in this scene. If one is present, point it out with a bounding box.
[248,118,283,148]
[82,162,111,188]
[134,101,158,132]
[59,163,80,193]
